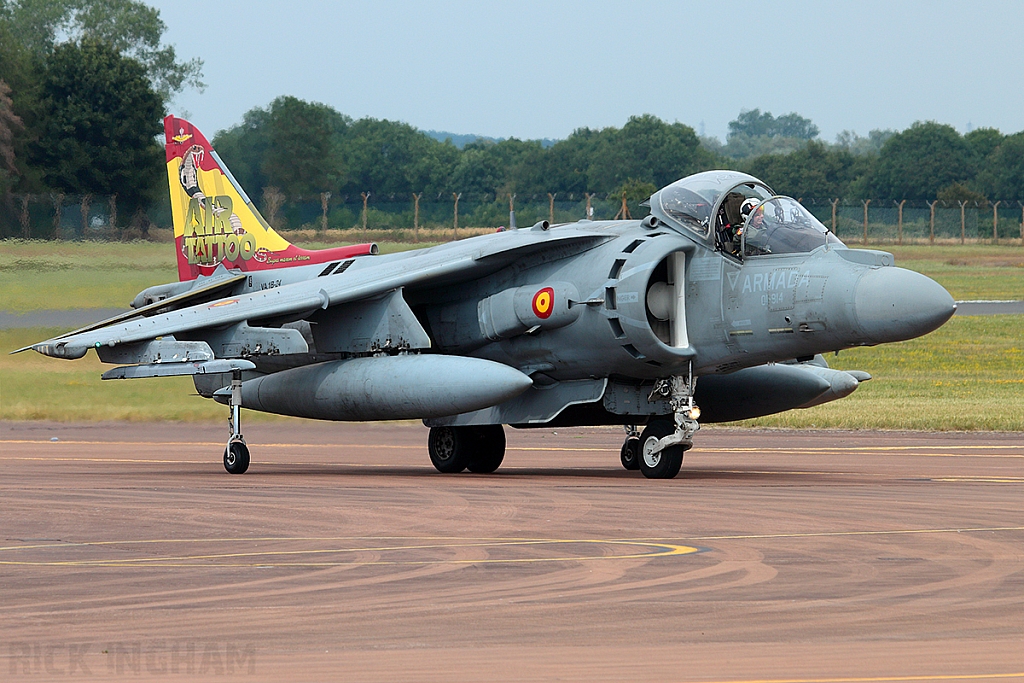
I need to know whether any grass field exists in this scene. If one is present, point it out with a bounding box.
[1,238,1021,428]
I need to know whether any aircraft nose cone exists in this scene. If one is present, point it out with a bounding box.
[854,267,955,344]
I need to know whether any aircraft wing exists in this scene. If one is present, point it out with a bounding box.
[23,228,611,362]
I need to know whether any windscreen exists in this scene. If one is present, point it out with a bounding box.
[742,197,844,256]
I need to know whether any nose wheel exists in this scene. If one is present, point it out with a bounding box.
[637,419,684,479]
[620,425,640,470]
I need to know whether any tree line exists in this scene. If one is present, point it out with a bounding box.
[5,1,1024,236]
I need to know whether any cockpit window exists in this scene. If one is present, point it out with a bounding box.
[659,187,712,233]
[742,197,844,257]
[651,171,773,238]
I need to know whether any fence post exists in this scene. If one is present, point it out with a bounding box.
[927,200,937,244]
[614,192,631,220]
[360,192,370,232]
[52,193,63,240]
[958,200,967,244]
[108,194,118,238]
[895,199,905,245]
[548,192,556,224]
[79,194,92,239]
[20,194,30,239]
[830,198,839,236]
[862,199,871,245]
[452,192,461,240]
[320,192,331,235]
[412,193,421,242]
[1019,201,1024,241]
[992,200,1000,243]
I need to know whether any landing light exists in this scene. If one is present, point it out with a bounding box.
[688,406,701,420]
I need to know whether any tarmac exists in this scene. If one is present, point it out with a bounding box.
[1,420,1021,682]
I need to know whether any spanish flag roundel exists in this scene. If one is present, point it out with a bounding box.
[532,287,555,319]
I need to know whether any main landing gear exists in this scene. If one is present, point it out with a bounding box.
[428,425,506,474]
[619,366,700,479]
[223,369,250,474]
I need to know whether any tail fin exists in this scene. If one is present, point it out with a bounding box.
[164,115,377,281]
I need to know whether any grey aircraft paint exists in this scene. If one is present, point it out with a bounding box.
[17,171,956,479]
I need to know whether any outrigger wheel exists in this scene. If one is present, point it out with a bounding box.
[223,368,250,474]
[224,440,250,474]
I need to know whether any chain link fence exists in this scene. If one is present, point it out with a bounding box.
[4,192,1024,244]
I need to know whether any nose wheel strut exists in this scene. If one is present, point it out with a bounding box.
[224,369,250,474]
[646,364,700,459]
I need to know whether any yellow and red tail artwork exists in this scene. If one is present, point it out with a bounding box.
[164,115,376,281]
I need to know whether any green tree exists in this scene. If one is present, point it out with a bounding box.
[0,0,203,98]
[869,122,973,200]
[612,178,657,202]
[728,109,819,140]
[261,96,349,198]
[0,79,24,195]
[28,38,164,213]
[965,127,1003,198]
[983,132,1024,200]
[343,118,453,197]
[211,106,272,198]
[586,114,711,192]
[746,141,861,198]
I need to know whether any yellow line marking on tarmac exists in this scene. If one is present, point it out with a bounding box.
[648,525,1024,543]
[0,537,700,567]
[688,673,1024,683]
[696,674,1024,683]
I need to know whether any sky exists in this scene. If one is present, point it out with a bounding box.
[150,0,1024,143]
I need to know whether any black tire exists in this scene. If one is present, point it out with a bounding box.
[637,420,683,479]
[428,426,469,473]
[466,425,506,474]
[224,440,250,474]
[620,437,640,470]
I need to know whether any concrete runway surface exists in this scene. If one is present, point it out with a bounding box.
[1,420,1021,682]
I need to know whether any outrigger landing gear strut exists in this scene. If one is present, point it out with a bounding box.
[223,368,250,474]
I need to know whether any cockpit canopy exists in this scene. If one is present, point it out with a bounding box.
[648,170,843,258]
[742,196,843,257]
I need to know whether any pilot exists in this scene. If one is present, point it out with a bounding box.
[724,198,760,256]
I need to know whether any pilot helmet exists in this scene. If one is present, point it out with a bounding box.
[740,198,760,219]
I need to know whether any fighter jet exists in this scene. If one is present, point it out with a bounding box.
[15,116,956,479]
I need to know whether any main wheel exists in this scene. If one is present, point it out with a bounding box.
[428,426,470,473]
[620,437,640,470]
[466,425,505,474]
[224,440,250,474]
[637,420,683,479]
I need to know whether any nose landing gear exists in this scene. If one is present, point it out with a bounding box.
[620,425,640,470]
[636,365,699,479]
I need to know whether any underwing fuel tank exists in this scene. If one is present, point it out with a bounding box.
[229,355,534,421]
